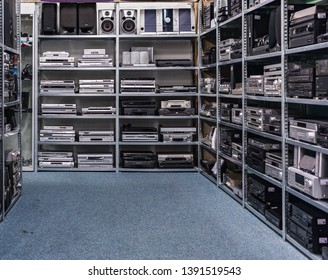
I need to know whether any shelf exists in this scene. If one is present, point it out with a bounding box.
[119,141,198,146]
[4,129,21,138]
[286,235,321,260]
[38,141,116,146]
[3,45,19,54]
[287,187,328,214]
[120,66,198,71]
[286,98,328,106]
[201,63,216,69]
[38,115,116,120]
[219,94,242,99]
[37,167,116,172]
[219,120,242,130]
[199,169,217,185]
[246,95,282,102]
[39,93,116,97]
[218,183,243,205]
[38,67,116,71]
[245,51,281,62]
[201,26,216,36]
[200,116,217,123]
[119,167,198,172]
[119,115,198,120]
[200,142,217,154]
[246,166,283,189]
[200,93,217,97]
[38,35,116,40]
[218,13,243,27]
[4,100,20,107]
[286,138,328,155]
[119,34,198,40]
[218,58,242,66]
[245,203,283,236]
[246,127,282,142]
[119,93,198,97]
[218,151,242,167]
[244,0,278,15]
[286,42,328,55]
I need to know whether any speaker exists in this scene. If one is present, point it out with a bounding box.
[60,3,78,35]
[98,9,115,35]
[4,0,16,49]
[140,9,157,34]
[78,3,96,35]
[268,9,277,49]
[275,6,282,47]
[42,3,58,35]
[120,10,137,34]
[179,8,196,34]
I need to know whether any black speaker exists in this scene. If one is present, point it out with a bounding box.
[42,3,58,35]
[275,6,282,47]
[60,3,78,35]
[268,9,277,49]
[4,0,16,49]
[78,3,96,35]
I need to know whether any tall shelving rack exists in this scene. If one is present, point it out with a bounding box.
[198,0,328,260]
[1,0,22,221]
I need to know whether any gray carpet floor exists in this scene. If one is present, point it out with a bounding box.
[0,172,306,260]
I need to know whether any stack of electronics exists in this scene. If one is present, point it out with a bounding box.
[289,119,328,149]
[122,47,154,67]
[230,0,242,17]
[120,78,156,94]
[248,6,281,55]
[38,151,74,168]
[288,6,327,49]
[247,175,282,229]
[203,1,215,30]
[247,137,281,174]
[121,100,157,116]
[316,59,328,99]
[4,53,18,103]
[41,103,77,115]
[160,126,196,142]
[4,108,18,133]
[231,142,243,162]
[81,106,116,116]
[121,152,157,168]
[287,201,328,254]
[217,0,230,23]
[40,80,75,94]
[121,125,158,142]
[265,151,283,181]
[201,126,217,151]
[223,167,242,198]
[157,85,197,94]
[39,51,75,67]
[220,102,241,123]
[78,49,113,67]
[287,63,315,98]
[218,81,231,95]
[288,139,328,199]
[40,125,76,142]
[220,127,242,157]
[246,75,264,96]
[79,79,114,94]
[158,153,194,168]
[264,63,282,97]
[232,106,242,125]
[158,100,195,116]
[200,102,216,118]
[202,47,216,65]
[77,153,113,169]
[4,149,21,211]
[78,130,114,142]
[246,106,281,135]
[201,78,216,94]
[219,38,241,61]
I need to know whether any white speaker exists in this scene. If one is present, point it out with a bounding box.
[98,9,115,35]
[120,10,137,34]
[122,52,131,66]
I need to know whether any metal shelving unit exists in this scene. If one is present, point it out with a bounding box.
[1,0,22,221]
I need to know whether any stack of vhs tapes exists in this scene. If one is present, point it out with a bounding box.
[77,153,113,169]
[39,51,75,67]
[78,130,114,142]
[78,49,113,67]
[38,152,74,168]
[41,104,77,115]
[40,125,76,142]
[120,78,156,94]
[79,79,114,94]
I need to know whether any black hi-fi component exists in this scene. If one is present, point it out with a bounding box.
[287,63,315,98]
[41,3,58,35]
[316,59,328,99]
[78,3,97,35]
[60,3,78,35]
